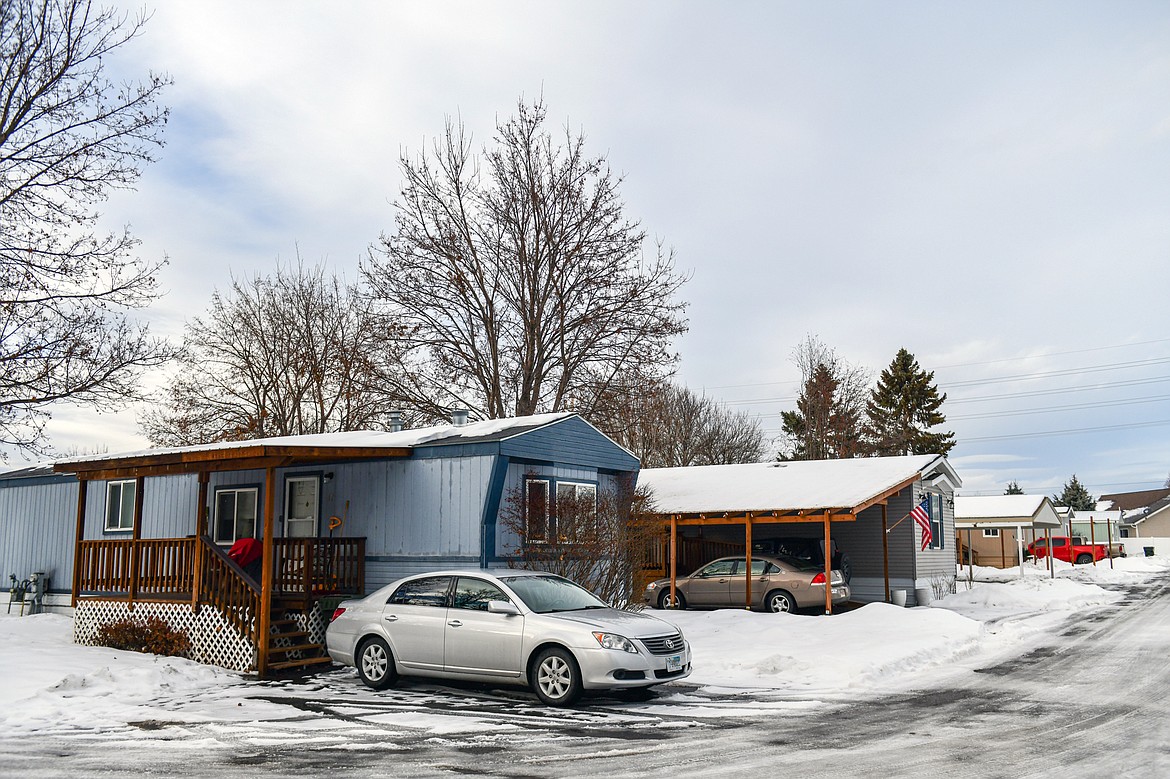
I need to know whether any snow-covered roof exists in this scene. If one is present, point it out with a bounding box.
[54,412,577,467]
[953,495,1062,528]
[638,455,958,515]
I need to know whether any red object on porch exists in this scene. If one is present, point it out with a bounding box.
[227,538,262,568]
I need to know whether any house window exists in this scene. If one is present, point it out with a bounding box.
[214,488,259,545]
[982,528,1001,538]
[928,494,945,550]
[524,478,598,543]
[525,478,550,543]
[105,480,136,532]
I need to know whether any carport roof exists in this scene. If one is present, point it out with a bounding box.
[953,495,1062,528]
[639,454,959,518]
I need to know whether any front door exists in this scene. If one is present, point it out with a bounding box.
[284,476,320,538]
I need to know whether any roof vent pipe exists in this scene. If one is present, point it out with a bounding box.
[389,410,403,433]
[450,408,469,427]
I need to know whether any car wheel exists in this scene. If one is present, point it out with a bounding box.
[357,636,398,690]
[1075,553,1093,565]
[657,589,687,610]
[840,554,853,584]
[765,589,796,613]
[532,647,583,706]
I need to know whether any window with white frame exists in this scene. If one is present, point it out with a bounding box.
[523,478,598,543]
[105,480,136,532]
[982,528,1001,538]
[928,494,945,550]
[525,478,550,543]
[214,487,259,545]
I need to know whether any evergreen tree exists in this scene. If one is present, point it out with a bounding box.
[1005,481,1024,495]
[864,348,955,456]
[1053,474,1094,510]
[780,363,863,460]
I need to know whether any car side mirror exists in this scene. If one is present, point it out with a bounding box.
[487,600,520,615]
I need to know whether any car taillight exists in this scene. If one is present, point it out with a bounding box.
[811,572,826,584]
[330,607,347,622]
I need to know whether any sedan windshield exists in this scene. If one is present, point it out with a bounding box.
[499,575,608,613]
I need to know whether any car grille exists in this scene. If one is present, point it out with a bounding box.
[639,632,685,655]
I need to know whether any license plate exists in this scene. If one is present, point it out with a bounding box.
[666,654,682,672]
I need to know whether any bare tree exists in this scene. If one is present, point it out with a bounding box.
[598,382,766,467]
[142,263,409,445]
[501,474,659,607]
[0,0,172,456]
[778,336,869,460]
[363,97,688,423]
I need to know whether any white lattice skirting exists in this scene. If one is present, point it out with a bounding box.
[74,600,257,672]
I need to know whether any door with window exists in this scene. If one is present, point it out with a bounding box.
[284,476,320,538]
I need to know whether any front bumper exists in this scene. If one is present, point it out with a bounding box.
[574,640,692,690]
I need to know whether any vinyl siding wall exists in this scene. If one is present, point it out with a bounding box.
[0,476,78,595]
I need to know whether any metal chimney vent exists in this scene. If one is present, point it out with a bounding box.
[389,410,403,433]
[450,408,469,426]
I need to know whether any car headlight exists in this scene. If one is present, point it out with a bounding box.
[593,632,640,654]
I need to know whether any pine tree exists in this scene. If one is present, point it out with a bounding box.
[865,348,955,456]
[1005,481,1024,495]
[780,363,863,460]
[1053,474,1094,510]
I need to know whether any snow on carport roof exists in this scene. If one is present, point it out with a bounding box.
[953,495,1062,528]
[639,455,956,515]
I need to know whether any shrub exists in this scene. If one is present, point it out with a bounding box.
[95,615,191,657]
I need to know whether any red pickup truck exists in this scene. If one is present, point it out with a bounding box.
[1027,536,1125,565]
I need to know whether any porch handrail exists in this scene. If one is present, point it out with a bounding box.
[195,536,259,644]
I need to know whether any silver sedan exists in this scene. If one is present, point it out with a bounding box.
[326,569,691,706]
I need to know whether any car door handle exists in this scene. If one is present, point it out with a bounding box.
[447,619,463,628]
[384,615,398,622]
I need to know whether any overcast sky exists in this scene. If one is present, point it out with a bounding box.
[18,1,1170,499]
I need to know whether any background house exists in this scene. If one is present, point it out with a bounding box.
[953,494,1062,569]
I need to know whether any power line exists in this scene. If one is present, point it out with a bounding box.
[941,357,1170,389]
[947,394,1170,421]
[961,419,1170,443]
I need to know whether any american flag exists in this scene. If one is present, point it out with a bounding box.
[911,498,932,551]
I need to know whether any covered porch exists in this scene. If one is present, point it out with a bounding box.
[55,436,409,675]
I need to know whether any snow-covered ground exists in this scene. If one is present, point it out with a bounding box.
[1,555,1167,738]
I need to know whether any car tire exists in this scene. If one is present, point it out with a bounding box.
[1075,553,1093,565]
[840,554,853,584]
[657,589,687,610]
[765,589,796,614]
[531,647,583,706]
[357,636,398,690]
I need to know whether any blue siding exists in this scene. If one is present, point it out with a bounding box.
[499,416,639,472]
[0,476,79,593]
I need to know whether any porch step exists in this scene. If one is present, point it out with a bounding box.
[271,642,323,656]
[267,655,334,673]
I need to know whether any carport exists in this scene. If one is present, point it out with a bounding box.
[638,455,960,614]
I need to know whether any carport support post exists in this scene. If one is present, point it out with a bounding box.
[744,514,753,609]
[882,503,890,603]
[823,511,832,615]
[669,514,678,607]
[1016,524,1024,579]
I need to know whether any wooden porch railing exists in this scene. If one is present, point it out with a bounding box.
[272,538,365,596]
[75,536,366,604]
[196,537,260,644]
[644,536,744,578]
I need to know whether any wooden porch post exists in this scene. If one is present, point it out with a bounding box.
[192,471,209,612]
[669,515,678,606]
[823,511,832,615]
[999,530,1006,570]
[744,514,753,609]
[881,503,890,603]
[258,466,277,677]
[71,479,89,607]
[128,476,145,609]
